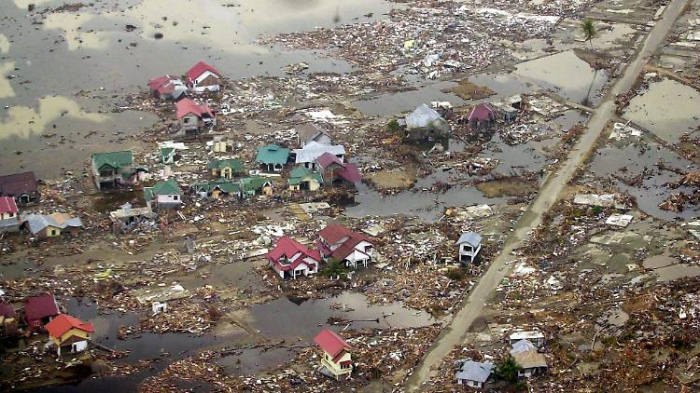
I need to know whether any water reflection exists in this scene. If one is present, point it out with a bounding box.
[0,96,108,139]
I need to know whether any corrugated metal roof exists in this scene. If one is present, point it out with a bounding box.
[455,360,493,383]
[405,103,444,130]
[25,213,83,234]
[293,141,345,164]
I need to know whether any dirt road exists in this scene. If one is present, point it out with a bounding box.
[405,0,690,389]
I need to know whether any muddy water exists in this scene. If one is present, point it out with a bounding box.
[589,143,699,220]
[0,0,397,177]
[352,81,465,117]
[624,79,700,144]
[514,51,609,106]
[250,291,435,339]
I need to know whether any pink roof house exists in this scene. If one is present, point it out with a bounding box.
[175,98,215,136]
[267,237,322,279]
[148,75,187,100]
[316,153,361,186]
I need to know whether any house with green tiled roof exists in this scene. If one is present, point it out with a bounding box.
[208,158,244,179]
[91,150,134,191]
[192,179,241,199]
[288,166,323,191]
[255,145,289,173]
[144,179,181,210]
[240,177,273,198]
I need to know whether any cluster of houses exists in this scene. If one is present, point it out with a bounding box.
[1,293,95,357]
[148,61,222,137]
[0,173,84,239]
[454,329,548,388]
[398,97,522,144]
[267,224,374,279]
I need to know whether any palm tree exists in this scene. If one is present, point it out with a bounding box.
[581,18,596,49]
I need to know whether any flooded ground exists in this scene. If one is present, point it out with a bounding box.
[624,78,700,144]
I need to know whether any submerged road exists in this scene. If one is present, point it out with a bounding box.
[406,0,690,389]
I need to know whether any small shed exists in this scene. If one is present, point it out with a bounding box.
[456,232,482,264]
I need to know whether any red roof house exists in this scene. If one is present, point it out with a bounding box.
[186,61,222,93]
[45,314,94,355]
[24,294,60,332]
[0,196,20,233]
[45,314,95,338]
[267,236,322,279]
[317,225,374,269]
[148,74,187,100]
[314,329,353,379]
[0,171,40,204]
[316,153,361,186]
[0,196,18,215]
[175,98,215,136]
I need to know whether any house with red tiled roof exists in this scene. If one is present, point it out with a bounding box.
[186,61,221,93]
[0,196,20,233]
[314,329,352,380]
[148,74,187,100]
[267,237,321,279]
[467,103,495,130]
[45,314,94,356]
[316,224,374,269]
[24,294,60,332]
[175,98,215,136]
[316,153,361,186]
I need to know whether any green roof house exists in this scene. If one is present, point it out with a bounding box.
[208,158,244,179]
[240,177,273,198]
[91,150,134,191]
[192,179,241,199]
[144,179,181,210]
[288,166,323,192]
[255,145,289,173]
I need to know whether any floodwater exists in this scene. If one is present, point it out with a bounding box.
[514,51,609,106]
[250,291,435,339]
[589,142,699,220]
[0,0,398,177]
[624,78,700,144]
[352,81,465,117]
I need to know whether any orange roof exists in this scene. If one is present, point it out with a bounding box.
[45,314,94,338]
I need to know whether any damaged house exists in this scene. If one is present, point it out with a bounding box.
[314,329,353,380]
[267,236,322,279]
[0,171,40,204]
[457,232,482,264]
[296,123,332,147]
[91,151,134,191]
[404,103,450,141]
[25,213,83,239]
[293,141,345,171]
[316,153,361,186]
[148,75,187,101]
[176,98,215,136]
[24,294,60,332]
